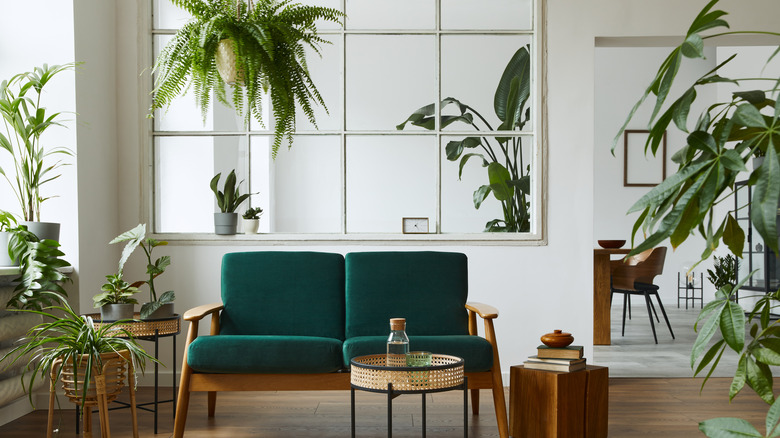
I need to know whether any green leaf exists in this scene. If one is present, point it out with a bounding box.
[751,145,780,254]
[487,163,513,201]
[681,33,704,59]
[720,300,746,352]
[734,104,769,129]
[110,224,146,274]
[689,131,718,154]
[673,87,697,132]
[446,137,481,161]
[473,185,492,209]
[158,290,175,303]
[494,46,530,124]
[723,215,745,257]
[767,397,780,437]
[754,348,780,366]
[746,357,775,404]
[458,153,489,180]
[720,150,748,172]
[734,90,767,105]
[627,161,709,214]
[695,339,726,376]
[691,300,726,368]
[699,417,762,438]
[729,356,747,401]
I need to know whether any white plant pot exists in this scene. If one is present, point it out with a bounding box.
[216,38,244,85]
[0,231,15,266]
[22,221,60,242]
[214,212,238,235]
[242,218,260,234]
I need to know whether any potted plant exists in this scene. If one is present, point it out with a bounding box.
[0,210,18,266]
[0,294,153,421]
[210,169,254,235]
[706,254,737,294]
[0,63,75,242]
[614,0,780,435]
[110,224,175,320]
[241,206,263,234]
[150,0,343,158]
[93,273,139,321]
[397,46,532,232]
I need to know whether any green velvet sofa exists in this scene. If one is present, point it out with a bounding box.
[173,251,508,438]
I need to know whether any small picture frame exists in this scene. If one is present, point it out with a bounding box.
[402,217,429,234]
[624,129,667,187]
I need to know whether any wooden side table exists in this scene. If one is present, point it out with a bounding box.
[509,365,608,438]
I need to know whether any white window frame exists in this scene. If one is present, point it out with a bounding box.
[142,0,548,245]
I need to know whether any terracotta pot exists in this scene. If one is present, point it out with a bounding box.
[540,330,574,348]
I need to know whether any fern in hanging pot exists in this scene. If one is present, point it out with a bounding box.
[150,0,344,158]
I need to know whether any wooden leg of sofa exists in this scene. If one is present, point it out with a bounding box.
[208,391,217,417]
[490,366,509,438]
[470,389,480,415]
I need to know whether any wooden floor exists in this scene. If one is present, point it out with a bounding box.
[0,377,772,437]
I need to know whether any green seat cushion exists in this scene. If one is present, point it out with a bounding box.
[188,335,344,374]
[220,251,345,339]
[343,336,493,373]
[345,252,469,338]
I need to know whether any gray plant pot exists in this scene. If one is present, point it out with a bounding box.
[23,221,60,242]
[214,212,238,235]
[0,231,15,266]
[142,302,175,320]
[100,303,135,321]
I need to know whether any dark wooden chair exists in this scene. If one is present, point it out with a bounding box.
[610,247,675,344]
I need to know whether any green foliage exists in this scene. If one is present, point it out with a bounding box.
[397,46,532,232]
[707,254,738,291]
[242,206,263,219]
[0,209,17,232]
[614,1,780,436]
[0,295,154,409]
[210,169,254,213]
[150,0,344,158]
[93,273,140,307]
[5,224,70,311]
[0,63,75,221]
[109,224,174,319]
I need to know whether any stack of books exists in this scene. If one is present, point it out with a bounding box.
[523,345,586,372]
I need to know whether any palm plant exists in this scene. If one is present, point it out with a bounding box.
[150,0,344,158]
[614,0,780,435]
[0,63,74,222]
[397,46,532,232]
[0,294,154,408]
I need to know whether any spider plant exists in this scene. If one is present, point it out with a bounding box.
[150,0,344,158]
[0,294,154,408]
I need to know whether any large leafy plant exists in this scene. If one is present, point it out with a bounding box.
[110,224,174,319]
[614,1,780,436]
[210,169,253,213]
[0,294,154,408]
[0,63,74,221]
[397,46,532,232]
[151,0,343,158]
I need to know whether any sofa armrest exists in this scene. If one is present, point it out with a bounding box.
[465,302,498,320]
[184,303,224,322]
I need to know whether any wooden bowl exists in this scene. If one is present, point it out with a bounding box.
[541,330,574,348]
[598,240,626,249]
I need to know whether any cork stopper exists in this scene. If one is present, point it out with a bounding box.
[389,318,406,331]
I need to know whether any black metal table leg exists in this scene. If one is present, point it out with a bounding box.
[173,332,177,416]
[351,387,356,438]
[387,382,393,438]
[154,328,159,434]
[421,392,426,438]
[463,377,468,438]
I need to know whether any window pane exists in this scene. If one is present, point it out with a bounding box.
[346,135,436,233]
[155,136,248,233]
[153,0,191,30]
[441,0,532,31]
[441,135,533,233]
[295,38,342,132]
[345,0,435,30]
[262,135,342,233]
[441,35,533,132]
[346,35,436,131]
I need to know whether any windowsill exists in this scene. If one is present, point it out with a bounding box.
[0,266,74,278]
[151,233,547,246]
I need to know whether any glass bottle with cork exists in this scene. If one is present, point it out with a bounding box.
[387,317,409,366]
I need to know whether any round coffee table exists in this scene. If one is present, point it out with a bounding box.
[350,354,467,438]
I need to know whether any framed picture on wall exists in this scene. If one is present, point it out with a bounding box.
[623,129,666,187]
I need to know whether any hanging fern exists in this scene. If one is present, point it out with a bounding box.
[151,0,344,158]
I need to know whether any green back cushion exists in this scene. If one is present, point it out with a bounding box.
[219,251,345,339]
[345,251,469,338]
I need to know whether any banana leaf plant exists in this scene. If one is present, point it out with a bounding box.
[397,46,532,232]
[613,1,780,436]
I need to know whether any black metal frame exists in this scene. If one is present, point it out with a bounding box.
[677,272,703,309]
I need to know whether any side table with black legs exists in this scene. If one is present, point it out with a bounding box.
[77,313,181,435]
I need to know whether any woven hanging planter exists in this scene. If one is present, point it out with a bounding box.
[216,38,245,86]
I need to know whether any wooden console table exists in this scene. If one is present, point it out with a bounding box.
[593,248,630,345]
[509,365,608,438]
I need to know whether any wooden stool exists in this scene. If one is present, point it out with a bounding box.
[509,365,608,438]
[47,351,139,438]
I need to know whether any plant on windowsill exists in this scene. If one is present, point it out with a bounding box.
[241,206,263,235]
[150,0,344,158]
[0,63,75,242]
[110,224,175,320]
[397,46,532,232]
[613,0,780,435]
[210,169,255,235]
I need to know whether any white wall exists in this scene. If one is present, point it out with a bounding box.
[594,46,718,303]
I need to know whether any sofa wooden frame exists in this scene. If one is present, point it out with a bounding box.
[173,301,509,438]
